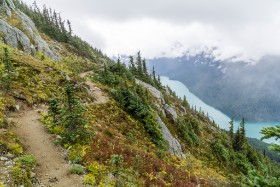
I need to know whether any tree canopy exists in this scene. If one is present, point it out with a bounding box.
[261,124,280,155]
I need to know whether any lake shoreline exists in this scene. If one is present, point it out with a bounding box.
[161,76,279,144]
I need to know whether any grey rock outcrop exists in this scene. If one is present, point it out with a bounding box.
[0,0,61,61]
[0,0,14,18]
[0,19,33,53]
[135,79,179,121]
[164,104,178,122]
[135,79,183,157]
[135,79,165,104]
[157,116,185,158]
[165,87,170,95]
[180,106,187,113]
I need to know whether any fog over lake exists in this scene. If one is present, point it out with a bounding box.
[161,76,279,144]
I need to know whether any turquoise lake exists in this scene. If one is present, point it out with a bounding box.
[161,76,279,144]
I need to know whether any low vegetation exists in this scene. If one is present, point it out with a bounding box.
[0,1,279,186]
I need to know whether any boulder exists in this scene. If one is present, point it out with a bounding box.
[4,160,12,166]
[56,135,62,140]
[180,106,187,113]
[31,172,36,178]
[157,116,185,158]
[164,104,178,122]
[154,103,166,117]
[0,19,33,54]
[0,0,12,18]
[0,157,9,161]
[0,1,61,61]
[135,79,165,104]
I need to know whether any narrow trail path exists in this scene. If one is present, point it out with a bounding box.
[80,71,109,104]
[13,108,84,187]
[10,71,106,186]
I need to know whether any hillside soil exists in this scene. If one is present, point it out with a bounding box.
[8,71,107,186]
[13,107,84,187]
[80,71,109,104]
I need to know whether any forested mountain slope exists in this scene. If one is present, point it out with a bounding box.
[0,0,279,186]
[148,54,280,122]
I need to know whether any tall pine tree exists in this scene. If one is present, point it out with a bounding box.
[142,58,147,75]
[182,95,189,108]
[136,51,142,75]
[62,82,89,144]
[129,55,136,73]
[229,117,234,142]
[67,20,72,36]
[240,117,246,145]
[152,66,156,81]
[233,127,241,151]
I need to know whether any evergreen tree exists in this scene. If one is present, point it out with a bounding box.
[117,56,122,74]
[229,117,234,142]
[48,97,61,125]
[156,75,161,88]
[182,95,189,108]
[129,55,135,73]
[142,58,147,75]
[261,124,280,155]
[152,66,156,81]
[136,51,142,75]
[233,127,241,151]
[53,10,59,28]
[61,82,90,144]
[67,20,73,36]
[14,0,102,61]
[240,117,246,144]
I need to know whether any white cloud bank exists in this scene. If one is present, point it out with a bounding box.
[23,0,280,62]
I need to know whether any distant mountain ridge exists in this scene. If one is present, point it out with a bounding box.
[247,137,280,162]
[0,1,279,186]
[148,53,280,122]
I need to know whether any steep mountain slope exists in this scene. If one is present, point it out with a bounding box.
[148,54,280,122]
[0,1,279,186]
[0,0,60,61]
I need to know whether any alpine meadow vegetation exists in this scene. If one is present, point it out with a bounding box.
[0,0,279,186]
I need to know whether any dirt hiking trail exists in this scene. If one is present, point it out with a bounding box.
[80,71,109,104]
[13,108,84,187]
[10,71,106,186]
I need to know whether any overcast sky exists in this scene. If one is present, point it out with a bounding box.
[23,0,280,62]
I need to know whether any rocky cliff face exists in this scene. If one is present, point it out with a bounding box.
[0,0,61,61]
[136,79,185,158]
[157,116,185,158]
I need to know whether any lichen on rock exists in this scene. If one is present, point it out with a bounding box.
[157,116,185,158]
[0,0,61,61]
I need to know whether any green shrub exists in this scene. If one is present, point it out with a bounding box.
[69,164,85,175]
[175,116,200,146]
[83,174,96,185]
[11,165,32,187]
[211,139,229,166]
[111,87,165,148]
[47,83,94,145]
[16,154,36,168]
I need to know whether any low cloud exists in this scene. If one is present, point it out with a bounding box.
[24,0,280,62]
